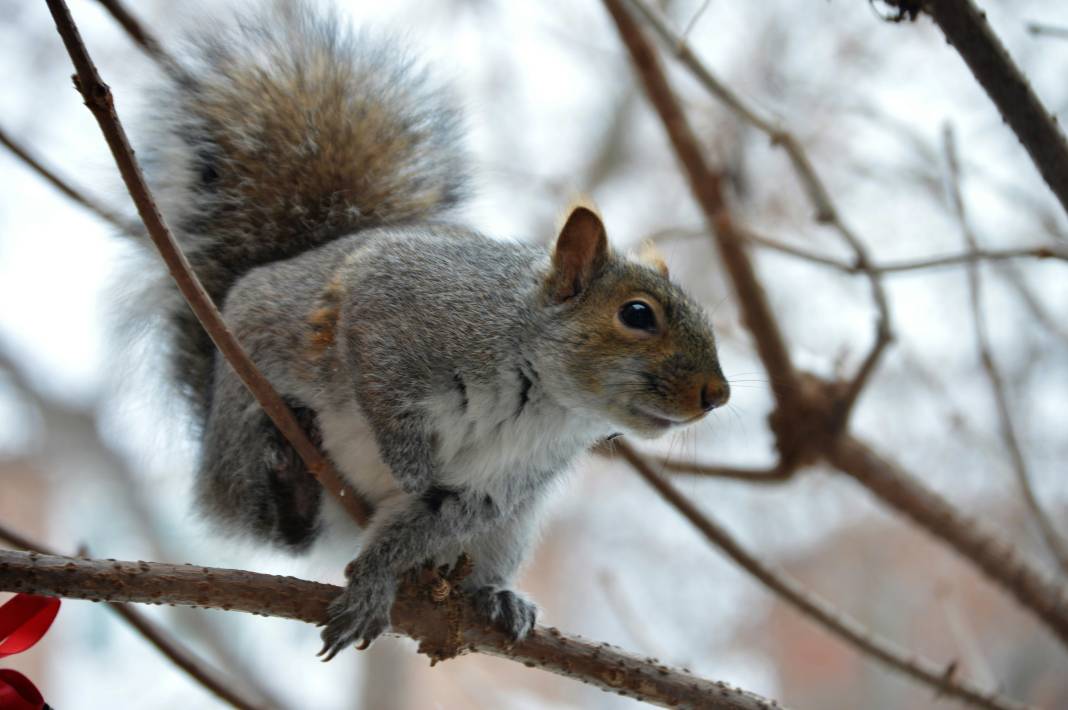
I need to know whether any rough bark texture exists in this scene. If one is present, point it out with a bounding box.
[0,550,785,710]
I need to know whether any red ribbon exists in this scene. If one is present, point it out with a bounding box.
[0,594,60,710]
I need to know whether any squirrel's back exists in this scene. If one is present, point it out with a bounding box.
[141,0,466,416]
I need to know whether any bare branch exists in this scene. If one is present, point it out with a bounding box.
[943,126,1068,575]
[874,246,1068,273]
[653,457,794,484]
[43,0,371,526]
[0,524,263,710]
[909,0,1068,216]
[0,549,784,710]
[602,0,801,414]
[91,0,180,75]
[0,124,142,236]
[651,224,1067,274]
[626,0,893,424]
[827,434,1068,648]
[1025,22,1068,41]
[613,442,1032,710]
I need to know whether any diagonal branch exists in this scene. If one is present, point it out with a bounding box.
[0,524,264,710]
[943,126,1068,576]
[91,0,185,79]
[826,434,1068,646]
[614,441,1032,710]
[43,0,371,526]
[901,0,1068,216]
[0,549,783,710]
[626,0,892,424]
[602,0,800,414]
[0,125,142,236]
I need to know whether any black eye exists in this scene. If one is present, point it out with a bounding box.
[619,300,657,332]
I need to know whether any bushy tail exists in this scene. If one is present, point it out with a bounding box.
[141,1,466,415]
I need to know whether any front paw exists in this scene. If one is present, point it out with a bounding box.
[472,586,537,641]
[319,573,395,661]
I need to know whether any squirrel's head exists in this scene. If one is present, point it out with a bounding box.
[543,205,729,439]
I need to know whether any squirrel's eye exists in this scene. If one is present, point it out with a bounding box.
[619,301,657,332]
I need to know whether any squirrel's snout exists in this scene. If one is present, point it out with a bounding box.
[699,379,730,412]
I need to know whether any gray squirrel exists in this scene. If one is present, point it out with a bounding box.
[140,1,729,659]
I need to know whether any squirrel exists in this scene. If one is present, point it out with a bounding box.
[138,1,729,659]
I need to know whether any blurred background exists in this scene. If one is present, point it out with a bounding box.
[1,0,1066,708]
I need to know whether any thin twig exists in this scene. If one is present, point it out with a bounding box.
[91,0,183,78]
[0,524,264,710]
[0,549,784,710]
[943,125,1068,576]
[1025,22,1068,41]
[43,0,371,526]
[613,442,1031,710]
[652,457,794,484]
[0,125,142,236]
[626,0,893,426]
[913,0,1068,216]
[651,224,1067,274]
[875,246,1068,273]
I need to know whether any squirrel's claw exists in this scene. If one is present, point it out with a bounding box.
[472,586,537,641]
[318,575,394,660]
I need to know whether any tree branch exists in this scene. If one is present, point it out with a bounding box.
[42,0,371,526]
[602,0,801,414]
[0,525,263,710]
[909,0,1068,216]
[943,126,1068,575]
[90,0,185,80]
[0,549,783,710]
[0,124,142,236]
[613,442,1031,710]
[652,457,794,484]
[626,0,892,427]
[826,434,1068,647]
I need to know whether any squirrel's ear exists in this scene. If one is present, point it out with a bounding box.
[549,205,608,302]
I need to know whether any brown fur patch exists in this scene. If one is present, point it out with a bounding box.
[305,271,346,362]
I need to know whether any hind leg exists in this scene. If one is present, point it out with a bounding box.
[197,366,324,550]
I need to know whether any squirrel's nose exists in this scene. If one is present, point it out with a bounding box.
[699,380,730,412]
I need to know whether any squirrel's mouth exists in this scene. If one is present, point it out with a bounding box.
[630,405,702,431]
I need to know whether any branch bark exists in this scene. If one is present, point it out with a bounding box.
[915,0,1068,216]
[827,435,1068,646]
[0,550,784,710]
[615,442,1032,710]
[0,525,263,710]
[42,0,371,526]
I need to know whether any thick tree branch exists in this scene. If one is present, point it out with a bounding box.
[43,0,371,526]
[614,442,1032,710]
[0,525,263,710]
[908,0,1068,216]
[0,550,783,710]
